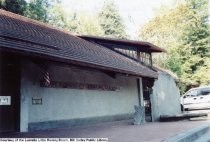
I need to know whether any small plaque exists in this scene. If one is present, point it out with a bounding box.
[32,97,42,105]
[0,96,11,105]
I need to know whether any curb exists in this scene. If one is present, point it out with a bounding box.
[162,125,210,142]
[159,113,208,122]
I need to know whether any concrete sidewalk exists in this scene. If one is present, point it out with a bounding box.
[1,120,210,142]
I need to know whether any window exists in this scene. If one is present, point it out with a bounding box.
[185,89,198,97]
[198,88,210,96]
[113,47,152,66]
[114,48,137,60]
[139,52,152,66]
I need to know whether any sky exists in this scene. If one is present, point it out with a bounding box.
[61,0,175,39]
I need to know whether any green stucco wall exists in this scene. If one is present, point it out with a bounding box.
[20,60,139,131]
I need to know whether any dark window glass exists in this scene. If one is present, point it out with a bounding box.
[139,52,151,66]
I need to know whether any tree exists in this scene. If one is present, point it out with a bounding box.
[47,2,104,36]
[140,0,210,93]
[75,14,104,36]
[179,0,210,85]
[0,0,52,22]
[25,0,51,22]
[98,1,128,39]
[47,1,69,29]
[140,3,190,67]
[0,0,104,36]
[140,4,185,48]
[0,0,27,15]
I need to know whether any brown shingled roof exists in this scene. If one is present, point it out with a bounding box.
[0,9,158,78]
[79,35,166,53]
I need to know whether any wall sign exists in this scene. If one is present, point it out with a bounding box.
[40,81,120,91]
[0,96,11,105]
[32,97,42,105]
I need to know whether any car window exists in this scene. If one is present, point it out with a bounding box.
[200,87,210,96]
[183,95,190,98]
[197,89,202,96]
[184,89,198,98]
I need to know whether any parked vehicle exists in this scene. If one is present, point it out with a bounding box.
[180,86,210,111]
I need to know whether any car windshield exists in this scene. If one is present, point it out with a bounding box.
[184,89,197,98]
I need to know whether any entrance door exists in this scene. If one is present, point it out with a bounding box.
[0,53,20,133]
[143,89,152,122]
[142,78,154,122]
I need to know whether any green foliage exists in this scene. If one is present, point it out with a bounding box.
[47,1,69,28]
[98,1,128,39]
[24,0,51,22]
[140,0,210,92]
[179,0,210,85]
[140,4,189,50]
[0,0,106,36]
[47,3,104,36]
[75,15,104,36]
[140,3,190,67]
[165,47,182,77]
[66,13,80,33]
[0,0,27,15]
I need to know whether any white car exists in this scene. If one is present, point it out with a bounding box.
[180,86,210,111]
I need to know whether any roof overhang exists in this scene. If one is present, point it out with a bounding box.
[79,35,166,53]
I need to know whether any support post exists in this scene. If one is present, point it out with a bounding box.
[139,77,144,107]
[134,77,145,125]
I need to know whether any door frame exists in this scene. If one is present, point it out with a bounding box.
[0,52,20,132]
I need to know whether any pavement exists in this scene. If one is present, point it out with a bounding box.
[1,119,210,142]
[162,124,210,142]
